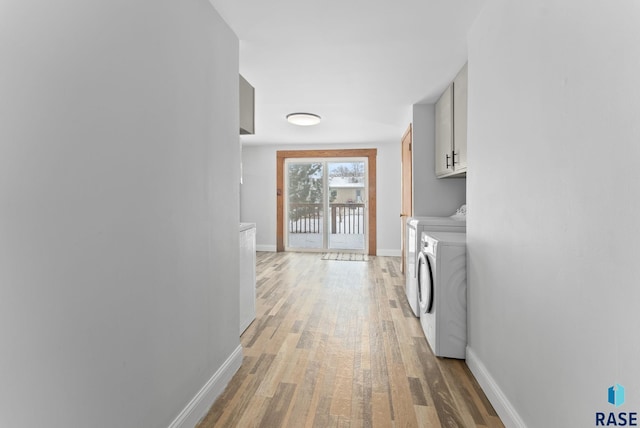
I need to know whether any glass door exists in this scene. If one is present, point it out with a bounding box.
[285,160,325,250]
[285,158,367,252]
[327,160,366,251]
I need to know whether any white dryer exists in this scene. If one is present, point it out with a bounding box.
[418,231,467,359]
[405,212,466,317]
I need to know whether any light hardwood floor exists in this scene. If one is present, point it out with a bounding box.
[198,252,503,428]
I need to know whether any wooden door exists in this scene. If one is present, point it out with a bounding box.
[400,124,412,273]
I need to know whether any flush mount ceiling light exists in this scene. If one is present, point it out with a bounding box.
[286,112,321,126]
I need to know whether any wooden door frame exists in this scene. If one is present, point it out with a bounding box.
[400,124,413,273]
[277,149,377,255]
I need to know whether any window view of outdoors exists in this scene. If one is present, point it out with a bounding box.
[287,160,366,251]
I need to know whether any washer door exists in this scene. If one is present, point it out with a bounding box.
[417,251,434,314]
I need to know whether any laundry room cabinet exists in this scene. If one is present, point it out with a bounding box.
[435,84,453,177]
[435,63,467,178]
[239,74,255,135]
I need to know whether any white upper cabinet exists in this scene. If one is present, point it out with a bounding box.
[435,84,454,177]
[240,74,255,135]
[435,63,468,178]
[453,63,468,173]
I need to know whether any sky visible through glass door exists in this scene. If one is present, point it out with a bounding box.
[286,159,366,252]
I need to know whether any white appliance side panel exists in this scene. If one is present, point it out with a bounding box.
[434,246,467,359]
[424,231,467,244]
[419,224,466,234]
[408,225,417,275]
[412,217,466,231]
[405,224,420,316]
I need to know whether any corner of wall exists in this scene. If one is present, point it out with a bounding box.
[411,104,466,217]
[465,347,527,428]
[168,345,243,428]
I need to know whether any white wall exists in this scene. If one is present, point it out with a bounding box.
[240,144,277,250]
[0,1,240,427]
[467,1,640,426]
[241,141,401,255]
[412,104,466,216]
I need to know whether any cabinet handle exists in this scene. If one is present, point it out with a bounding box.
[445,154,451,169]
[453,151,458,165]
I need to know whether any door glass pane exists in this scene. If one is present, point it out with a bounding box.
[286,161,324,250]
[327,161,366,251]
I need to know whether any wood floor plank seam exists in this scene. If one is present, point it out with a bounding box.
[197,252,504,428]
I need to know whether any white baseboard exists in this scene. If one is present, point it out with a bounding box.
[254,246,401,256]
[465,346,527,428]
[376,249,401,257]
[256,244,276,252]
[240,316,255,335]
[168,345,243,428]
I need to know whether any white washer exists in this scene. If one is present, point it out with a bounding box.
[405,215,465,317]
[418,231,467,359]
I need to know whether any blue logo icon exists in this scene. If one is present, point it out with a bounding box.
[609,384,626,407]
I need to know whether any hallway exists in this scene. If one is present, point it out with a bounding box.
[199,252,503,427]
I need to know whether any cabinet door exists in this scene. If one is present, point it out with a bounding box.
[239,75,255,135]
[435,84,453,177]
[453,63,468,172]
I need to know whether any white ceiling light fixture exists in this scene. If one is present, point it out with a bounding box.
[286,112,321,126]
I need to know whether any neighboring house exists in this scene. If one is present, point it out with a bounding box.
[329,176,365,204]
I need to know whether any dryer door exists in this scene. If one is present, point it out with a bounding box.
[417,251,434,314]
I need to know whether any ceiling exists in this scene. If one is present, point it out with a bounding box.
[209,0,487,146]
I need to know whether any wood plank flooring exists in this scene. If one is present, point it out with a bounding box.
[198,252,503,428]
